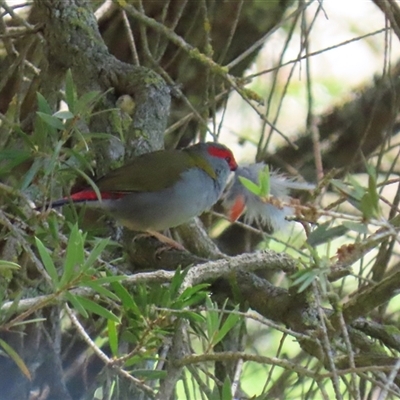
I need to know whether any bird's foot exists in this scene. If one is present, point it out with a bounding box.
[145,230,187,252]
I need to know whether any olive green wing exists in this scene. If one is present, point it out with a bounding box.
[96,150,194,192]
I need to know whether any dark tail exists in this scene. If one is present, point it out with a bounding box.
[35,198,85,211]
[35,190,100,211]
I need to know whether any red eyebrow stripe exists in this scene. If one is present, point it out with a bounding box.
[207,146,231,158]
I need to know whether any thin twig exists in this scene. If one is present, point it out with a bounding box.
[65,304,156,398]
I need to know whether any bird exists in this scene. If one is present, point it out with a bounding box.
[223,163,314,232]
[43,142,238,246]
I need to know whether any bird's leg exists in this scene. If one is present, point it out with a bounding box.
[146,230,186,252]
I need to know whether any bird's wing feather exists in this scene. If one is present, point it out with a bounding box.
[96,150,194,192]
[185,151,217,180]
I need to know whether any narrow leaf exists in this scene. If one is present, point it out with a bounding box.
[60,224,84,287]
[221,376,233,400]
[37,112,65,130]
[213,310,241,346]
[35,237,59,286]
[0,260,21,271]
[82,237,110,270]
[75,90,102,112]
[107,319,119,357]
[1,293,22,323]
[205,297,219,342]
[81,280,119,301]
[20,158,43,190]
[65,292,88,318]
[238,176,261,196]
[307,223,348,247]
[178,284,209,303]
[53,110,74,120]
[170,267,185,297]
[75,295,120,322]
[36,92,52,114]
[259,165,270,197]
[342,221,369,234]
[88,275,126,285]
[111,281,142,315]
[331,179,362,201]
[0,339,31,381]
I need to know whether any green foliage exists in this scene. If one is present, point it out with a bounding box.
[239,165,270,197]
[331,165,381,221]
[201,297,241,351]
[0,338,31,381]
[109,268,210,365]
[307,222,349,247]
[0,70,111,215]
[221,377,233,400]
[290,246,330,293]
[33,223,124,325]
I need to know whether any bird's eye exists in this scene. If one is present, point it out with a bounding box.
[225,156,231,164]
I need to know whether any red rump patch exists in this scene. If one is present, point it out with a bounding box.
[229,194,246,222]
[70,190,126,202]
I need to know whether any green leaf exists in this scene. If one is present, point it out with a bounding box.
[0,339,31,381]
[212,308,240,346]
[75,295,120,322]
[169,266,186,298]
[297,272,317,293]
[20,158,43,190]
[360,192,379,220]
[307,223,348,246]
[82,237,110,271]
[331,179,363,201]
[124,354,142,367]
[65,69,76,113]
[111,281,141,315]
[175,284,209,308]
[75,90,102,113]
[36,92,52,114]
[342,221,369,234]
[291,266,329,293]
[353,165,379,220]
[37,112,65,130]
[35,237,59,287]
[221,376,233,400]
[258,165,270,197]
[0,293,22,324]
[65,292,88,318]
[173,310,205,324]
[53,110,74,120]
[238,176,262,196]
[88,275,126,285]
[81,280,119,301]
[107,319,119,357]
[205,297,219,343]
[60,224,85,287]
[62,148,95,179]
[0,260,21,271]
[11,318,47,327]
[0,150,31,177]
[347,175,366,199]
[42,140,63,178]
[47,214,60,242]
